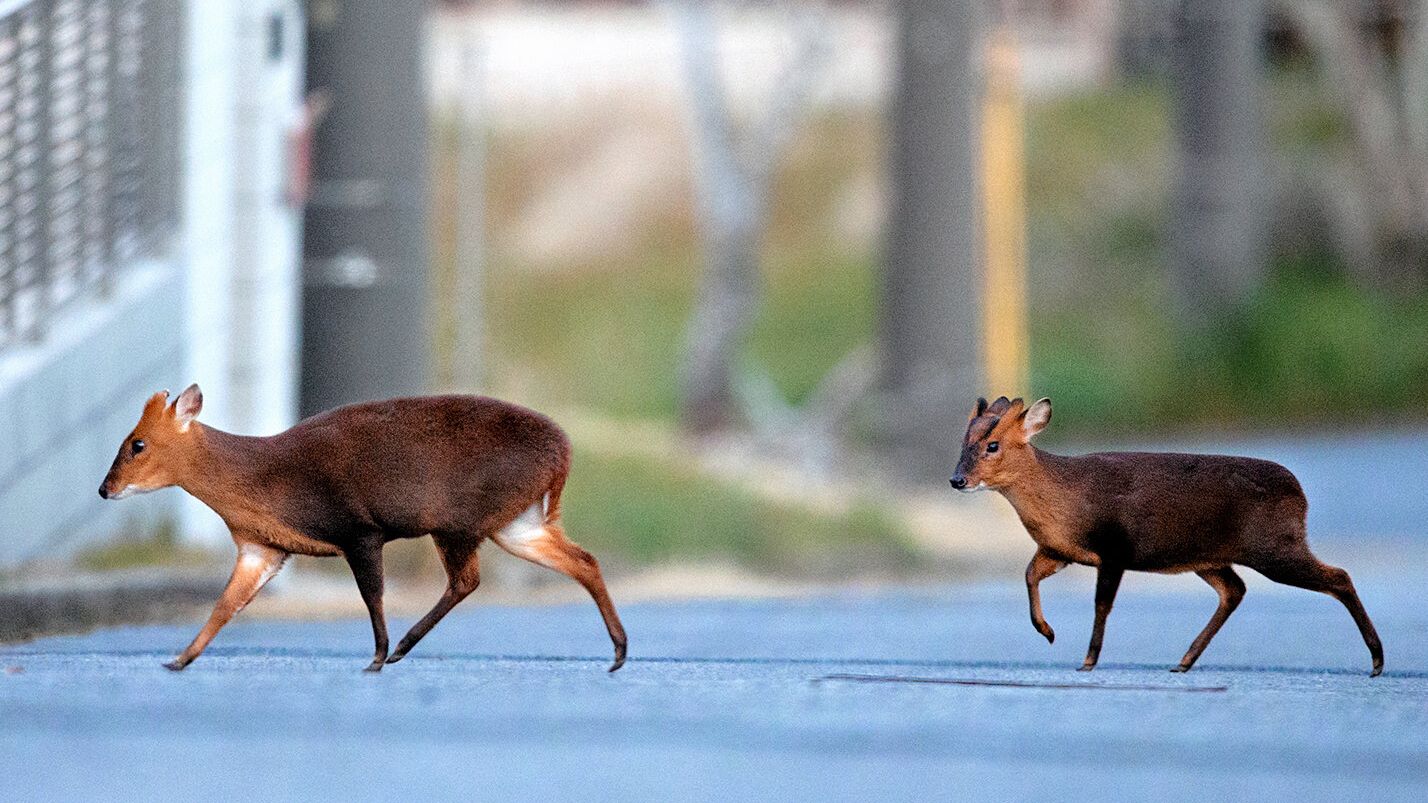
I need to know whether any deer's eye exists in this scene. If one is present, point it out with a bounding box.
[131,440,146,455]
[986,441,999,454]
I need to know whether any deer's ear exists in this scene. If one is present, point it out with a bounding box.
[173,384,203,430]
[970,397,988,420]
[1022,398,1052,438]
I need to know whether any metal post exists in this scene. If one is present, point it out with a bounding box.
[29,0,52,343]
[1170,0,1267,326]
[101,0,120,276]
[301,0,430,414]
[980,23,1028,398]
[0,15,19,341]
[82,0,106,295]
[12,5,42,342]
[450,39,485,392]
[878,0,983,474]
[49,0,80,298]
[107,0,139,265]
[140,0,181,256]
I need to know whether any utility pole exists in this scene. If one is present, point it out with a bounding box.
[879,0,983,475]
[1170,0,1267,327]
[301,0,430,415]
[981,18,1029,399]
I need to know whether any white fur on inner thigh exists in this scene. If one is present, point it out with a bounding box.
[492,496,550,554]
[238,543,285,586]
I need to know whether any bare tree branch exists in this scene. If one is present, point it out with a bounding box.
[1274,0,1428,281]
[743,8,833,192]
[1277,2,1403,196]
[1402,1,1428,191]
[669,0,759,235]
[665,0,837,434]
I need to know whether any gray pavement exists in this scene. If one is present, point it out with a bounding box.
[2,563,1425,801]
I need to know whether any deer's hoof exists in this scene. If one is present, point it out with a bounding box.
[1077,664,1096,672]
[363,661,384,673]
[1169,665,1190,673]
[162,660,188,672]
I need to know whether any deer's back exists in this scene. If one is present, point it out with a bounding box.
[265,395,570,540]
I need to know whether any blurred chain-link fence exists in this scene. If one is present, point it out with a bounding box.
[0,0,182,350]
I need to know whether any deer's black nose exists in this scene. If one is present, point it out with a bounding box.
[98,485,109,499]
[949,477,966,490]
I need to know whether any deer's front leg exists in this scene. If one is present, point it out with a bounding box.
[165,543,288,671]
[1026,549,1067,644]
[1079,564,1124,671]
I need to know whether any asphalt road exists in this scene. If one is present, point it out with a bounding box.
[2,562,1425,802]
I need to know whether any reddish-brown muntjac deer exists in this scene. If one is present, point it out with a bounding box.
[98,385,628,673]
[950,396,1384,676]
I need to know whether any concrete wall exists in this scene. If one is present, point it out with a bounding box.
[180,0,306,546]
[0,0,306,567]
[0,263,186,567]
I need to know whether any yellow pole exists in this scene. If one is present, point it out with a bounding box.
[981,25,1030,397]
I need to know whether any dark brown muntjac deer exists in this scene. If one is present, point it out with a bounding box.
[950,396,1384,676]
[98,385,628,673]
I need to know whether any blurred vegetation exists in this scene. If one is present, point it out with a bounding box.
[74,518,217,572]
[1036,263,1428,433]
[1025,70,1428,434]
[558,446,921,575]
[426,69,1428,570]
[482,246,879,419]
[464,71,1428,443]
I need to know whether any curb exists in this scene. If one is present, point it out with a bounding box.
[0,573,223,643]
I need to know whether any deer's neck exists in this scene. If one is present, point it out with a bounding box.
[178,424,275,521]
[998,448,1080,538]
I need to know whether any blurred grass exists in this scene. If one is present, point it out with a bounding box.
[559,446,923,575]
[74,518,217,572]
[483,246,880,419]
[1035,264,1428,433]
[467,76,1428,437]
[486,248,692,419]
[1022,70,1428,434]
[429,72,1428,568]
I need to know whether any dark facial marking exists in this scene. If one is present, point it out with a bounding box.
[965,416,1000,446]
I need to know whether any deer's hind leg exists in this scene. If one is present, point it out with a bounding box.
[386,534,482,664]
[1248,543,1384,677]
[344,535,389,672]
[1173,566,1245,672]
[490,501,628,672]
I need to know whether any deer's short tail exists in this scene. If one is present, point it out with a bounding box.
[543,476,566,525]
